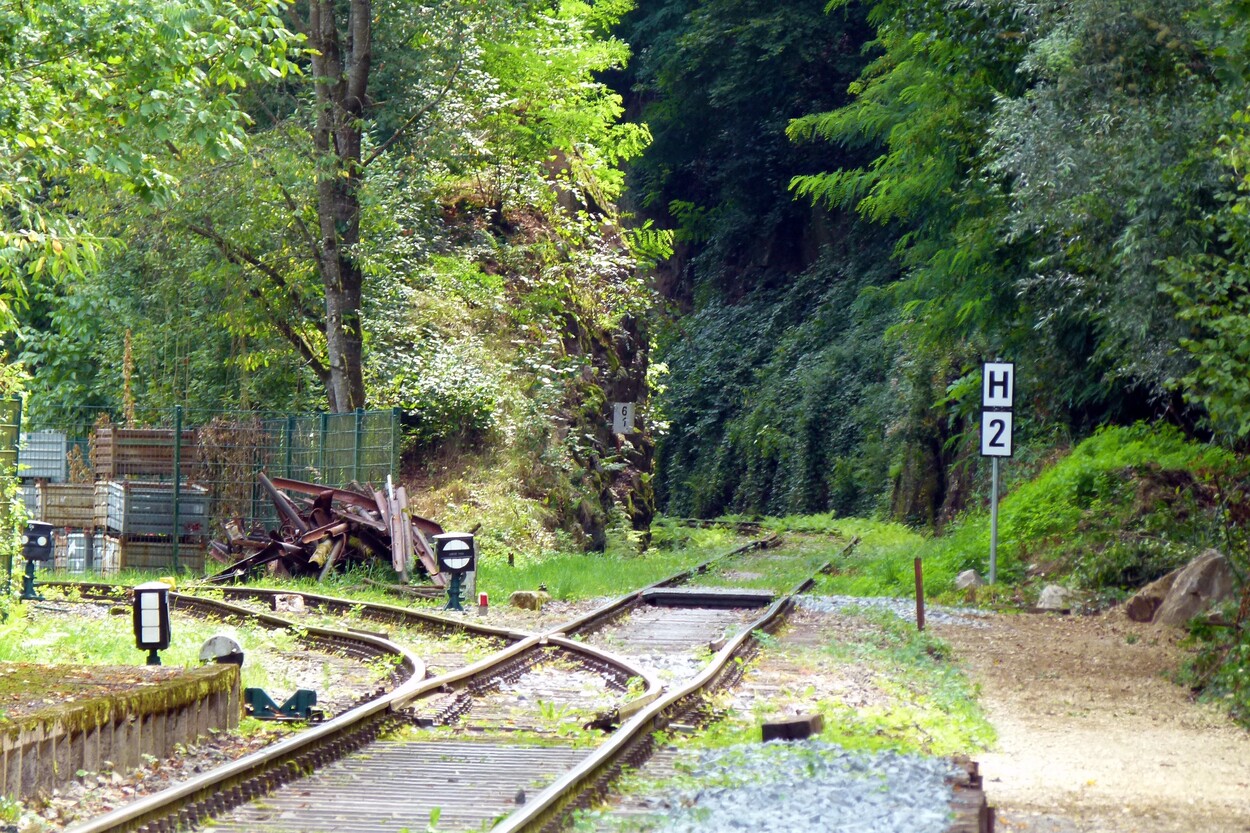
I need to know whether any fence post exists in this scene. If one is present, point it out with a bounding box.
[7,397,20,593]
[285,414,295,479]
[318,412,328,482]
[171,405,183,574]
[391,407,401,481]
[353,408,364,484]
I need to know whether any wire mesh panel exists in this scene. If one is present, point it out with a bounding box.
[0,398,19,477]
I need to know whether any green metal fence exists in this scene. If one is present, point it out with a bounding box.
[10,405,402,574]
[0,398,18,477]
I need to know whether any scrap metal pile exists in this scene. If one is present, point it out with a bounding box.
[207,473,446,586]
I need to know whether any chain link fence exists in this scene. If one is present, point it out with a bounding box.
[8,404,402,575]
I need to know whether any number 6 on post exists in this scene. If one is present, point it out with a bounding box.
[980,410,1013,457]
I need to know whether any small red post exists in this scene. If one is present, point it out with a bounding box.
[914,557,925,632]
[477,592,489,616]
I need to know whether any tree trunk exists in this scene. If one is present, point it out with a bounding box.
[308,0,370,413]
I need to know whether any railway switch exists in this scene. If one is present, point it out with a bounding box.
[133,581,172,665]
[433,532,476,612]
[244,687,323,722]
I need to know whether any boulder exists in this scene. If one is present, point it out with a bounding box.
[955,569,985,591]
[509,590,551,611]
[1036,584,1074,611]
[1156,550,1236,627]
[1124,568,1180,623]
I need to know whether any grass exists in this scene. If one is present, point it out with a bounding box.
[688,534,847,593]
[0,586,316,692]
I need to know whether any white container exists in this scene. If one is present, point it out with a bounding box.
[65,532,92,573]
[18,431,68,482]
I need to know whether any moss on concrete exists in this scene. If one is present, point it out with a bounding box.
[0,662,237,738]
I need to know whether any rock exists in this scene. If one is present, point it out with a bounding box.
[955,570,984,591]
[509,590,551,611]
[1124,568,1180,623]
[1036,584,1073,611]
[273,594,305,614]
[1155,550,1235,627]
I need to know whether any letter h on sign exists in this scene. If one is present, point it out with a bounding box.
[982,362,1014,409]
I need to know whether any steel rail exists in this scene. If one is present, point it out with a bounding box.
[54,532,790,832]
[493,537,860,833]
[555,534,780,638]
[206,585,533,642]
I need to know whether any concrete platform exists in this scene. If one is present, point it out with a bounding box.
[0,662,239,799]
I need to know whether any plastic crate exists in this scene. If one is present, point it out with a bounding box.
[105,535,204,572]
[106,481,208,537]
[17,431,68,482]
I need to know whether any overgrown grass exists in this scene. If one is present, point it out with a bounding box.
[479,522,747,600]
[689,535,849,593]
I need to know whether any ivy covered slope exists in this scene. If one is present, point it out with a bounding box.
[639,0,1250,523]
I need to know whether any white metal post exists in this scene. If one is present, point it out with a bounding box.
[989,457,1000,584]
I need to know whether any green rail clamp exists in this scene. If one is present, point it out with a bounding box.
[244,687,324,722]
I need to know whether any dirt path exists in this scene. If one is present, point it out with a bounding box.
[936,611,1250,833]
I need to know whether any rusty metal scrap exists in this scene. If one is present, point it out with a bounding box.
[207,473,446,586]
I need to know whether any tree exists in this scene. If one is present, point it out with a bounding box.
[0,0,297,336]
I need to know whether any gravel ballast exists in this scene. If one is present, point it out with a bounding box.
[632,740,959,833]
[798,594,991,627]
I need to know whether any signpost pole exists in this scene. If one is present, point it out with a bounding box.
[989,457,1000,585]
[980,360,1014,586]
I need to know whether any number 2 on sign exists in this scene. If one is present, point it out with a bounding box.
[980,410,1013,457]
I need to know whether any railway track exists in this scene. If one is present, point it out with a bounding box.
[51,532,987,833]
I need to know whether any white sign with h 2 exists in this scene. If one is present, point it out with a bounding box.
[980,362,1014,457]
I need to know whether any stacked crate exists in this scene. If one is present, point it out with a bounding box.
[17,431,68,482]
[102,481,208,572]
[17,484,39,519]
[92,428,207,573]
[52,532,114,575]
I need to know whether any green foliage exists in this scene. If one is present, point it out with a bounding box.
[816,425,1235,598]
[1184,609,1250,725]
[1165,100,1250,440]
[623,0,874,294]
[655,243,897,518]
[0,0,299,332]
